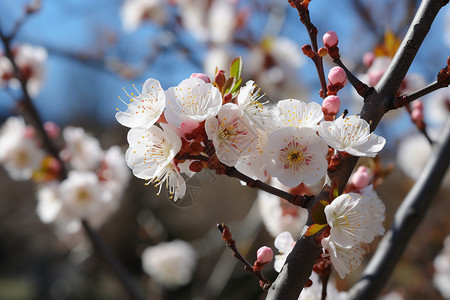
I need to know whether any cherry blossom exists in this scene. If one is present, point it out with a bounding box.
[324,190,384,247]
[273,231,296,272]
[121,0,168,32]
[235,128,270,181]
[115,78,165,129]
[298,272,347,300]
[318,115,386,157]
[141,239,197,288]
[205,103,258,166]
[165,77,222,127]
[62,126,103,171]
[59,170,103,219]
[433,236,450,299]
[272,99,323,131]
[321,236,366,279]
[0,116,45,180]
[3,44,48,96]
[237,80,272,129]
[264,127,328,187]
[125,124,186,201]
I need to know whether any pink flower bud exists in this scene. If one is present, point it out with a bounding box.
[323,31,338,48]
[256,246,273,264]
[351,166,371,189]
[322,95,341,115]
[328,66,347,86]
[190,73,211,83]
[363,52,375,67]
[44,121,60,139]
[411,108,424,123]
[412,100,423,111]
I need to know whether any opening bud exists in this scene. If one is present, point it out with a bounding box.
[191,73,211,83]
[256,246,273,264]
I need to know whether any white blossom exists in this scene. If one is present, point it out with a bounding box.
[115,78,165,129]
[36,182,62,224]
[235,128,269,181]
[321,236,366,279]
[205,103,258,166]
[126,124,186,201]
[121,0,167,32]
[272,99,323,131]
[165,77,222,127]
[237,80,272,129]
[318,115,386,157]
[175,0,208,41]
[0,116,45,180]
[62,127,103,171]
[208,0,235,44]
[8,44,47,96]
[298,271,347,300]
[273,231,296,272]
[433,236,450,299]
[264,127,328,187]
[142,240,197,288]
[325,190,385,247]
[59,171,104,219]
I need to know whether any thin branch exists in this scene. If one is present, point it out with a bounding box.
[291,1,328,97]
[217,223,272,291]
[82,220,145,300]
[347,118,450,300]
[387,80,446,110]
[225,167,314,208]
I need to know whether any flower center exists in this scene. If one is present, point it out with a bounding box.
[287,151,304,165]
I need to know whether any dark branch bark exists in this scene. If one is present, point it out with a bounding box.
[347,118,450,300]
[266,1,448,299]
[225,167,314,208]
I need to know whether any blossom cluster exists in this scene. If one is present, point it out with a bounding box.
[116,63,386,203]
[0,43,47,96]
[0,116,130,236]
[273,184,386,279]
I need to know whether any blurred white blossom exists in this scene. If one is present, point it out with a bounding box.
[0,116,45,180]
[121,0,168,32]
[62,127,102,171]
[142,240,197,288]
[434,236,450,299]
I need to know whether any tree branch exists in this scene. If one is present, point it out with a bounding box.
[225,167,314,208]
[347,118,450,300]
[266,1,448,299]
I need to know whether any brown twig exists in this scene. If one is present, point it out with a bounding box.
[291,0,328,98]
[217,223,272,291]
[333,57,373,98]
[225,167,314,208]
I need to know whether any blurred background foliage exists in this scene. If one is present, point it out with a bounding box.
[0,0,449,299]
